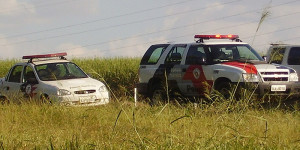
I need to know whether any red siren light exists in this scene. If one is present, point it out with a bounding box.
[194,34,239,40]
[22,52,67,59]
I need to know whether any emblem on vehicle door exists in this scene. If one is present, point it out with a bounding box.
[193,68,201,79]
[25,85,32,95]
[24,84,37,97]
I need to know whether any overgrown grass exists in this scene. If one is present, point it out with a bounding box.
[0,59,18,78]
[0,100,299,149]
[0,58,299,149]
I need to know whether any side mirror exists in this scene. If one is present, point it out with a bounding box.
[262,56,267,61]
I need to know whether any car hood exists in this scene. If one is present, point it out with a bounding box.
[221,61,291,74]
[43,77,105,91]
[254,63,291,73]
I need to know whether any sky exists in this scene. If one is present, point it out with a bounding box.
[0,0,300,59]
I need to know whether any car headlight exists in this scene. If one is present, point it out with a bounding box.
[242,73,259,82]
[99,85,108,92]
[289,73,298,82]
[57,89,71,96]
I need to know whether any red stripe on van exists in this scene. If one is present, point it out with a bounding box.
[222,62,258,74]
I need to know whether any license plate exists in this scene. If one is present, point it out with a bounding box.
[271,85,286,91]
[79,96,95,103]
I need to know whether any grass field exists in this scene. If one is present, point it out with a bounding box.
[0,58,299,149]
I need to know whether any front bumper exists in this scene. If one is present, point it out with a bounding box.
[239,81,300,97]
[258,81,300,97]
[53,92,110,106]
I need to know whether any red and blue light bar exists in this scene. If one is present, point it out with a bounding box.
[194,34,239,40]
[22,52,67,59]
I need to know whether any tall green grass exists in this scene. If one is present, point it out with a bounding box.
[0,59,18,78]
[0,101,299,149]
[0,58,299,149]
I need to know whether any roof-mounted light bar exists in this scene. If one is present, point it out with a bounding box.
[22,52,67,63]
[194,34,241,43]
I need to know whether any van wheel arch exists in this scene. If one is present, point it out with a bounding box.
[214,77,232,90]
[40,94,52,104]
[148,78,163,95]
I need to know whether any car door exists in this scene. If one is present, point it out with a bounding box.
[181,44,213,96]
[22,65,39,98]
[159,44,186,92]
[139,44,170,84]
[1,65,24,98]
[286,47,300,77]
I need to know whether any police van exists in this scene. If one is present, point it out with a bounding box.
[137,35,300,102]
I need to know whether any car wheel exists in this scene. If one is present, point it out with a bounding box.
[0,96,9,104]
[40,94,52,104]
[216,81,234,100]
[151,85,167,106]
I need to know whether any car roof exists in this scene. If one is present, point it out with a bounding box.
[270,44,300,48]
[31,59,70,65]
[194,41,248,45]
[161,41,249,46]
[16,59,70,66]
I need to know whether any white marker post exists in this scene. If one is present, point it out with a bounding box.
[134,88,137,107]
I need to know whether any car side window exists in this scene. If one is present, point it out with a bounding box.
[140,44,169,65]
[186,45,207,65]
[210,46,232,61]
[165,45,186,64]
[23,66,37,83]
[288,47,300,65]
[8,65,23,83]
[67,63,87,78]
[269,47,285,64]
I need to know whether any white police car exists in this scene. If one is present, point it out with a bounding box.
[137,35,300,102]
[0,53,110,106]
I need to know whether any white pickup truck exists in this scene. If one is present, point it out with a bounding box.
[265,44,300,78]
[138,35,300,102]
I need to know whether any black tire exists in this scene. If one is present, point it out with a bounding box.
[216,81,247,100]
[150,84,167,106]
[0,96,9,105]
[215,81,234,100]
[40,94,52,104]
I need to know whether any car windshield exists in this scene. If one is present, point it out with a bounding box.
[207,44,264,62]
[35,62,88,81]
